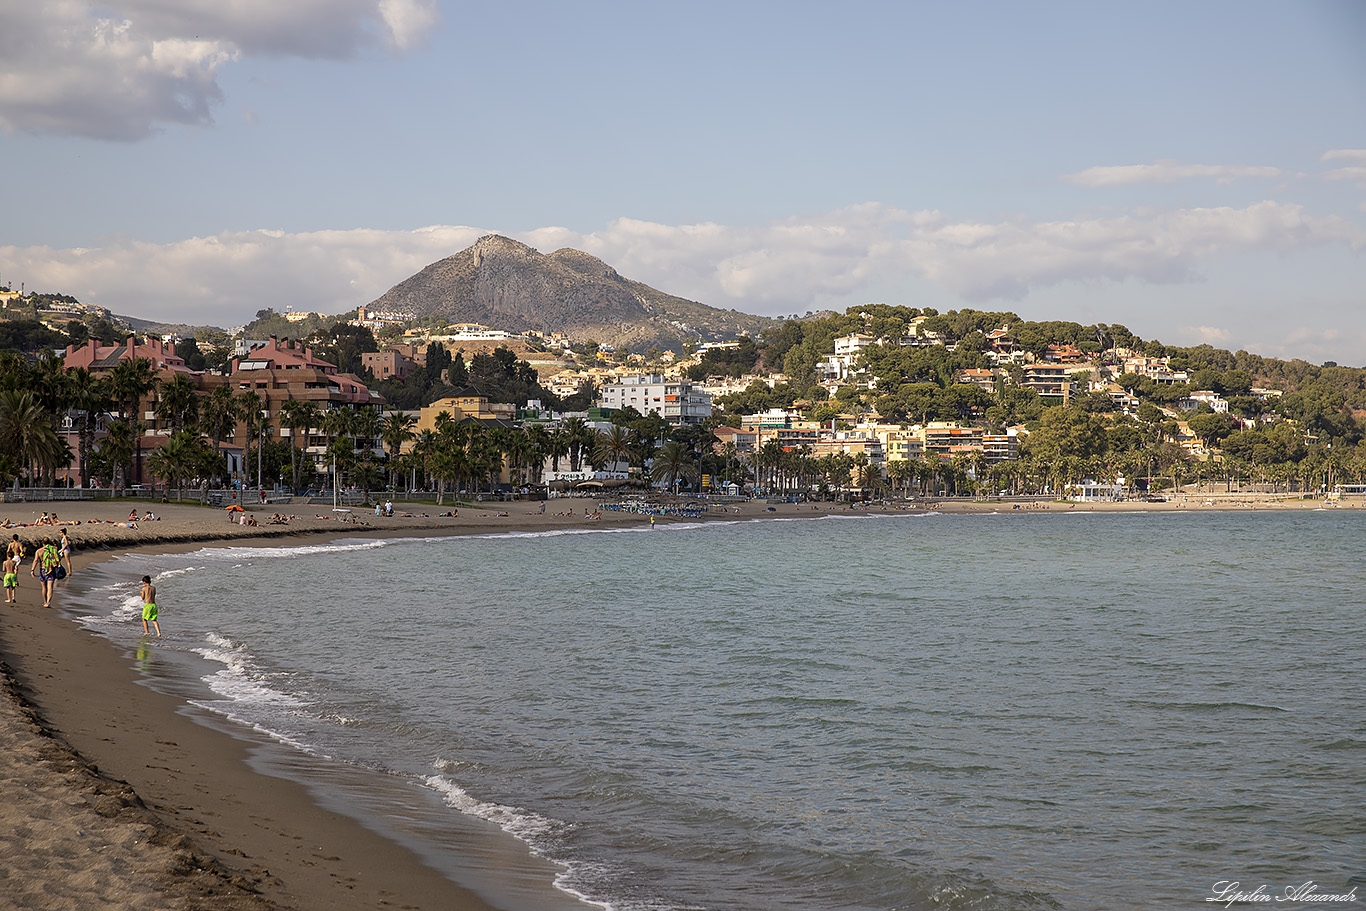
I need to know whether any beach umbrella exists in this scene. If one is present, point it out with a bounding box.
[225,505,244,512]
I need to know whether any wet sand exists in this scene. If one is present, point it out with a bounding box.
[0,490,1355,910]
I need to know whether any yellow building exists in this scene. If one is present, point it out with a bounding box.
[415,391,515,434]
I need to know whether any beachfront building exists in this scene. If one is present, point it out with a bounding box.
[414,389,516,434]
[810,431,886,475]
[63,336,195,376]
[922,422,985,457]
[1070,480,1124,502]
[229,337,386,476]
[877,428,926,463]
[598,374,712,425]
[59,337,203,485]
[981,430,1019,464]
[712,425,758,457]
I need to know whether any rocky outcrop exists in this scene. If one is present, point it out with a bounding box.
[366,235,775,349]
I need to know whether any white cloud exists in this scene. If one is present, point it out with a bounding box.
[1322,150,1366,163]
[1063,159,1282,187]
[1176,326,1233,346]
[1,202,1361,350]
[0,0,438,140]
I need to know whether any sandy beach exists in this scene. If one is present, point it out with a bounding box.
[0,490,1356,910]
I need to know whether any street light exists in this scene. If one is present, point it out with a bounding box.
[257,409,267,494]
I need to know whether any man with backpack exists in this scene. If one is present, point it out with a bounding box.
[30,539,66,608]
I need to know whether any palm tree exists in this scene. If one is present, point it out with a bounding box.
[757,441,784,494]
[651,440,695,494]
[410,429,438,491]
[108,357,158,486]
[595,425,632,475]
[145,430,201,500]
[235,390,264,488]
[562,417,590,471]
[378,410,416,491]
[93,418,135,488]
[0,390,65,484]
[353,408,381,465]
[322,407,360,492]
[279,399,320,492]
[200,385,238,460]
[502,428,534,488]
[545,427,570,474]
[524,424,550,487]
[155,374,200,435]
[67,367,111,488]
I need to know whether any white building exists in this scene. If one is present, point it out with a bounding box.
[599,374,712,425]
[820,333,878,381]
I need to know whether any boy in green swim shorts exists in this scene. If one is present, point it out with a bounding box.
[3,553,17,602]
[140,575,161,637]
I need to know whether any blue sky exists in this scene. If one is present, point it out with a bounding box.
[1,1,1363,364]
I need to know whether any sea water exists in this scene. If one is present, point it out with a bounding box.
[64,511,1365,910]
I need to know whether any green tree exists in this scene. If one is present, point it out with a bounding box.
[0,390,65,484]
[379,410,417,490]
[651,440,695,494]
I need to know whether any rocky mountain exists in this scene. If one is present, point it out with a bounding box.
[365,235,777,350]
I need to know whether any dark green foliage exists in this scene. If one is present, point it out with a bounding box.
[691,338,760,379]
[0,320,69,353]
[305,323,378,376]
[714,381,801,422]
[175,337,208,371]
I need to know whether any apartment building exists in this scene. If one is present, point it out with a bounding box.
[599,374,712,425]
[1021,364,1072,404]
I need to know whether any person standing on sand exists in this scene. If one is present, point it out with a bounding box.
[140,575,161,637]
[7,534,23,563]
[58,529,74,576]
[3,552,18,602]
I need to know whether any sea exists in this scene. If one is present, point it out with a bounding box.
[63,509,1364,911]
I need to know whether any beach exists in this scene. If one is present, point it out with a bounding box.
[0,499,653,911]
[1,491,1357,911]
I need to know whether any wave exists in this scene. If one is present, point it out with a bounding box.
[191,632,309,709]
[421,772,615,911]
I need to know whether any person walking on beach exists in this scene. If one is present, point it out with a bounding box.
[7,534,23,563]
[140,575,160,637]
[30,539,65,607]
[2,552,18,602]
[58,529,74,577]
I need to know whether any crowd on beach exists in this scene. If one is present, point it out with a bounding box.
[600,502,707,519]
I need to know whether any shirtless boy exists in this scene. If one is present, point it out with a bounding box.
[140,575,161,637]
[2,553,17,602]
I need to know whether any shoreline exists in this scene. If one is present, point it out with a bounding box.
[1,500,651,911]
[2,492,1359,910]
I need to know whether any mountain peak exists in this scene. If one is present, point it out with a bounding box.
[367,239,775,349]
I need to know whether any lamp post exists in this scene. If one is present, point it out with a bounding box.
[257,409,266,494]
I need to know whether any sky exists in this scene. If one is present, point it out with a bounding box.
[1,0,1364,365]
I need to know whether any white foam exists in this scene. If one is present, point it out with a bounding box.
[191,632,308,709]
[187,539,393,562]
[154,565,204,579]
[422,773,557,840]
[422,770,623,910]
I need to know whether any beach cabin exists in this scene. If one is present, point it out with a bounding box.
[1070,480,1123,502]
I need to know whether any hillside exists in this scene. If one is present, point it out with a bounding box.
[364,235,776,350]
